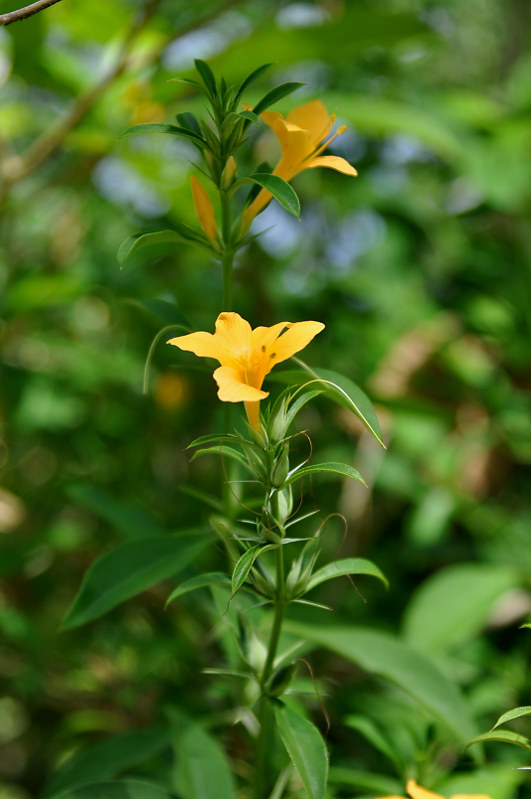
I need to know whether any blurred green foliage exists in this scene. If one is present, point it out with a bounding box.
[1,0,531,797]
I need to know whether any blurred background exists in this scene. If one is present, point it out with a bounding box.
[1,0,531,797]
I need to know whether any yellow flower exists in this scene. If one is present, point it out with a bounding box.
[167,312,324,429]
[377,778,493,799]
[190,175,218,244]
[243,99,357,225]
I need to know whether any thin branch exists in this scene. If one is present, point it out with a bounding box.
[0,0,244,203]
[0,0,62,27]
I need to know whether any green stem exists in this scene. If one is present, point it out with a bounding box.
[220,189,233,311]
[255,544,286,799]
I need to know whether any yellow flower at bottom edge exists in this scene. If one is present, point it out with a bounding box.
[377,778,493,799]
[167,312,324,429]
[243,99,357,225]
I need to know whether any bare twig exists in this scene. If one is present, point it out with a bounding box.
[0,0,244,204]
[0,0,62,27]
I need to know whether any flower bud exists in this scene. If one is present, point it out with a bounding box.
[268,662,296,697]
[222,156,237,189]
[271,446,290,487]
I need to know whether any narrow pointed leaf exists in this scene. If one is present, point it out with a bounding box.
[286,462,365,486]
[176,112,201,135]
[61,532,209,630]
[120,122,206,147]
[305,557,388,592]
[467,730,531,752]
[49,780,174,799]
[234,63,272,103]
[252,81,305,116]
[492,706,531,730]
[166,573,230,608]
[118,229,203,267]
[43,730,169,798]
[244,173,300,217]
[194,59,217,97]
[232,545,274,595]
[169,710,235,799]
[274,703,328,799]
[191,445,249,469]
[283,622,479,747]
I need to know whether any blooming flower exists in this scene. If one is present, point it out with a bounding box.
[167,312,324,429]
[190,175,218,244]
[243,99,357,225]
[377,778,492,799]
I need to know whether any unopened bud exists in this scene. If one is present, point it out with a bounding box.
[222,156,237,189]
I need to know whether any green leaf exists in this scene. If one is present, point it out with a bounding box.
[283,622,478,747]
[44,730,170,798]
[61,531,209,630]
[169,710,235,799]
[244,173,300,217]
[467,730,531,753]
[286,462,365,486]
[234,63,272,104]
[118,229,204,267]
[232,545,273,595]
[191,445,249,470]
[492,706,531,730]
[403,563,518,655]
[305,557,388,592]
[252,81,305,116]
[342,717,401,772]
[120,122,206,147]
[274,703,328,799]
[165,573,230,608]
[50,781,175,799]
[176,112,201,136]
[67,484,167,539]
[194,59,217,97]
[273,365,384,447]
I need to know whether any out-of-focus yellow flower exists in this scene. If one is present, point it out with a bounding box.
[377,778,493,799]
[167,311,324,429]
[243,99,357,224]
[190,175,218,244]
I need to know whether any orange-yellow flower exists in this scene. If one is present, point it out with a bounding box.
[190,175,218,244]
[243,99,357,225]
[167,312,324,429]
[377,778,493,799]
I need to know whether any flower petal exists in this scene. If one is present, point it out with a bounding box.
[214,366,269,403]
[406,781,444,799]
[251,321,290,352]
[261,110,314,170]
[267,320,325,367]
[306,155,358,176]
[214,312,253,358]
[168,331,231,364]
[287,99,331,145]
[190,175,218,243]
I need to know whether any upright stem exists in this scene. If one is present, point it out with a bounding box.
[220,189,233,311]
[255,544,286,799]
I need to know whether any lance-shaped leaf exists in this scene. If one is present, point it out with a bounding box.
[48,780,175,799]
[176,112,201,136]
[492,706,531,730]
[194,58,217,97]
[286,462,365,486]
[165,573,230,609]
[251,81,305,117]
[118,229,205,267]
[467,730,531,753]
[191,445,249,470]
[274,703,328,799]
[231,545,274,596]
[61,531,209,630]
[233,63,272,106]
[242,174,300,217]
[120,122,206,148]
[169,710,235,799]
[305,557,388,593]
[283,622,479,747]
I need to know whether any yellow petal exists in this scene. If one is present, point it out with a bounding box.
[190,175,218,243]
[261,110,314,169]
[214,312,253,358]
[406,781,444,799]
[244,400,260,430]
[306,155,358,176]
[251,321,290,352]
[167,330,234,365]
[266,320,325,366]
[287,99,331,145]
[214,366,269,403]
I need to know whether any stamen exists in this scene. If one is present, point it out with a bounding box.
[270,352,276,359]
[261,345,266,352]
[307,124,348,161]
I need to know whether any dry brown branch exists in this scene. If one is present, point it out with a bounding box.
[0,0,62,27]
[0,0,243,203]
